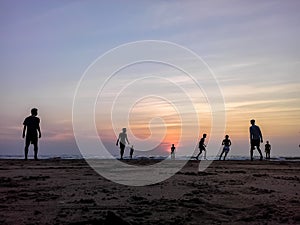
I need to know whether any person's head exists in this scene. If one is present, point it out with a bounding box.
[172,144,174,147]
[250,119,255,125]
[122,128,126,133]
[31,108,38,116]
[131,145,134,148]
[203,133,207,138]
[225,135,229,139]
[266,141,269,144]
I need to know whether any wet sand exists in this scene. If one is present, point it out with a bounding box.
[0,159,300,225]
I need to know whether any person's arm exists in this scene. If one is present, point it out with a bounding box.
[37,125,41,138]
[229,140,232,146]
[126,134,130,145]
[222,140,224,146]
[22,125,26,138]
[258,127,263,143]
[116,134,121,146]
[249,127,252,141]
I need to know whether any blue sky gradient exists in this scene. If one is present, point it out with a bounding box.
[1,0,300,157]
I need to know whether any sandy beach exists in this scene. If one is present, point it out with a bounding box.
[0,159,300,225]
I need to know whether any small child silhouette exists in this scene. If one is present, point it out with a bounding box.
[171,144,176,160]
[130,145,134,159]
[265,141,271,159]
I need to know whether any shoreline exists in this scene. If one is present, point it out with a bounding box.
[1,155,300,161]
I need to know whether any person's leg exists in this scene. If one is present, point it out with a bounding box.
[219,151,224,160]
[196,149,202,160]
[250,140,255,161]
[120,149,124,159]
[120,148,124,159]
[257,146,263,160]
[119,143,125,159]
[33,139,38,160]
[250,147,254,161]
[34,144,38,160]
[24,137,30,160]
[224,152,228,160]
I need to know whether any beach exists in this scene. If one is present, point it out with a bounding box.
[0,159,300,225]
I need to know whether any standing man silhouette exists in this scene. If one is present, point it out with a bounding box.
[116,128,130,160]
[249,119,263,161]
[22,108,41,160]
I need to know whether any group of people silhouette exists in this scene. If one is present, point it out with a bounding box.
[171,119,271,161]
[22,108,271,161]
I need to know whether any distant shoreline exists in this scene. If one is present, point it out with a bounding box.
[1,157,300,162]
[2,154,300,161]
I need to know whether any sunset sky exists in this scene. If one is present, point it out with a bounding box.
[1,0,299,158]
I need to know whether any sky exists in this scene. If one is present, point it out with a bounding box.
[0,0,300,158]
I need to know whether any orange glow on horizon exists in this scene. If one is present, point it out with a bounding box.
[128,97,181,152]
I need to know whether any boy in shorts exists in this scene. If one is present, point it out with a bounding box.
[249,119,263,161]
[23,108,41,160]
[196,133,207,160]
[219,135,231,160]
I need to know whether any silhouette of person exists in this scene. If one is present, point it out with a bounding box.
[249,119,263,161]
[265,141,271,159]
[130,145,134,159]
[171,144,176,160]
[22,108,41,160]
[219,135,231,160]
[196,133,207,160]
[116,128,129,160]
